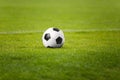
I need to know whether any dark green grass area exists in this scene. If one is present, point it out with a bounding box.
[0,31,120,80]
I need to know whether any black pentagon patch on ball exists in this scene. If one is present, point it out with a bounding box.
[56,37,63,44]
[44,33,51,41]
[47,46,53,48]
[53,28,60,32]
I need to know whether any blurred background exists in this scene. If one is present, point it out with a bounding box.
[0,0,120,32]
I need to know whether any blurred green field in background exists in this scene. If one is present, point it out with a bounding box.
[0,0,120,80]
[0,0,120,31]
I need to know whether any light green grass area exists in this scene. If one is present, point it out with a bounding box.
[0,0,120,80]
[0,0,120,31]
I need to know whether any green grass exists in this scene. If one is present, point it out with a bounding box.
[0,0,120,80]
[0,0,120,31]
[0,31,120,80]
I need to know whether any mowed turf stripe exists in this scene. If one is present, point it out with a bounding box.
[0,28,120,34]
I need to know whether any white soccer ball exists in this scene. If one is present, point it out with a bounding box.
[42,27,65,48]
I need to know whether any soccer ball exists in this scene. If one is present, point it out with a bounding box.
[42,27,65,48]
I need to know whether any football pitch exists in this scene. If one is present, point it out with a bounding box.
[0,0,120,80]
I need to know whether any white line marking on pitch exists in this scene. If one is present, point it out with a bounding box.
[0,29,120,34]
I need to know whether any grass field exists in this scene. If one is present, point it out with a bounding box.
[0,0,120,80]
